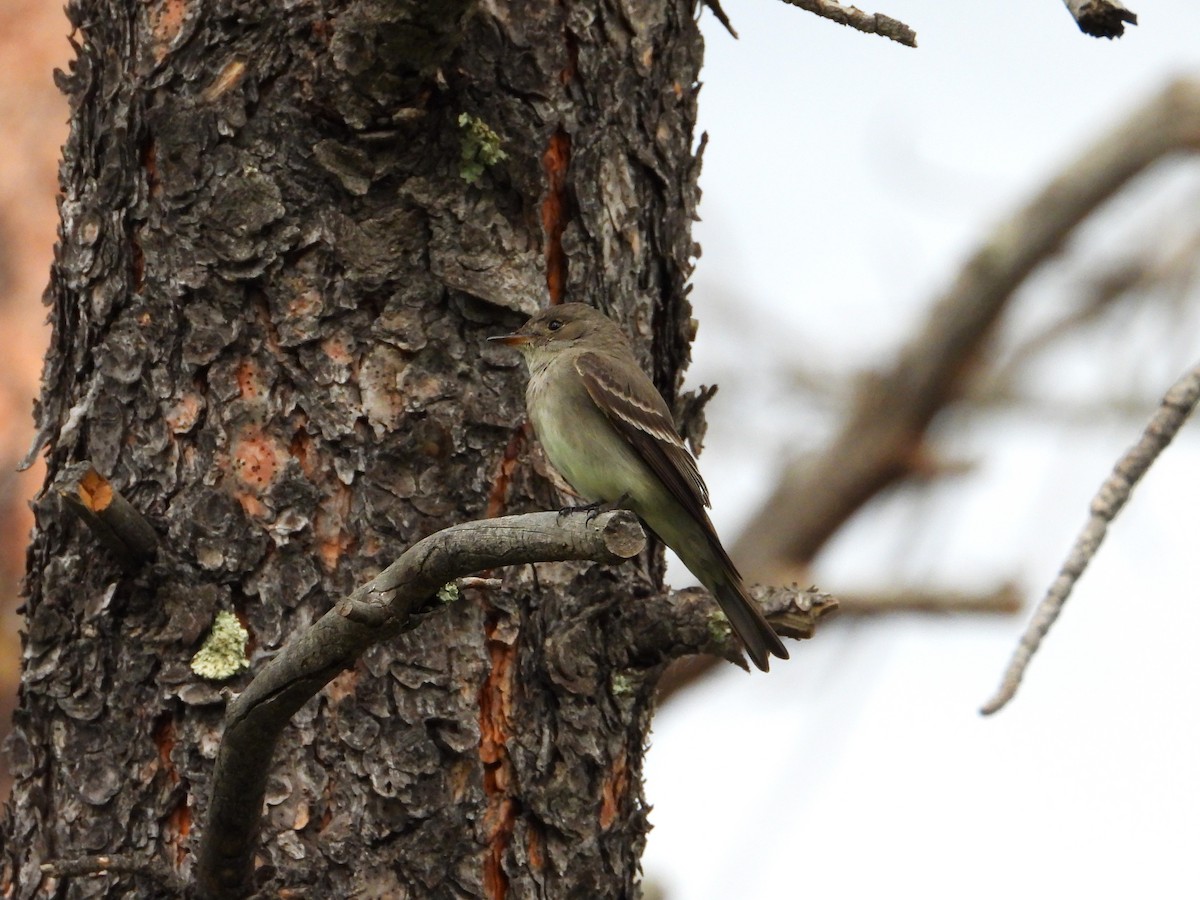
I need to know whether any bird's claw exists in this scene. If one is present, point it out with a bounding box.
[557,493,631,525]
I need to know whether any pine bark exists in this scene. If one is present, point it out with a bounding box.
[1,0,704,897]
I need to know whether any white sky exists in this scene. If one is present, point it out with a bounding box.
[644,2,1200,897]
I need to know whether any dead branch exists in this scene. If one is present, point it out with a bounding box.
[655,583,1004,703]
[838,583,1023,616]
[981,360,1200,715]
[39,855,182,894]
[777,0,917,47]
[195,510,646,898]
[1063,0,1137,38]
[193,510,831,898]
[54,462,158,569]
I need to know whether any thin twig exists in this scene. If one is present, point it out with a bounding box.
[40,854,183,894]
[702,0,739,38]
[778,0,917,47]
[981,361,1200,715]
[1062,0,1137,38]
[838,583,1023,616]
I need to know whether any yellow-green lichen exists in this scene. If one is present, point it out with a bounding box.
[458,113,508,184]
[191,610,250,681]
[611,672,638,697]
[707,611,733,644]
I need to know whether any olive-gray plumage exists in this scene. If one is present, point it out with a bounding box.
[489,303,788,670]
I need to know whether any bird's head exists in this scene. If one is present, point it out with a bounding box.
[488,303,626,357]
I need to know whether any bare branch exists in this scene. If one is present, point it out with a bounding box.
[654,80,1200,707]
[1063,0,1137,38]
[654,583,834,658]
[838,583,1023,616]
[194,507,832,896]
[702,0,739,38]
[974,226,1200,413]
[196,510,646,899]
[981,361,1200,715]
[39,854,183,894]
[655,582,1004,701]
[654,585,836,702]
[54,462,158,569]
[778,0,917,47]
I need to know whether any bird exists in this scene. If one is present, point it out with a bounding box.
[489,302,788,671]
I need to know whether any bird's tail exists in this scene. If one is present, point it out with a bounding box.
[663,513,789,671]
[706,570,789,672]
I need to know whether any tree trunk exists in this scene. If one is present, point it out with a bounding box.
[0,0,703,896]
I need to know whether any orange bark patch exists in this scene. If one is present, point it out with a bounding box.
[287,284,323,321]
[153,713,190,865]
[165,392,203,434]
[479,611,517,899]
[448,758,473,803]
[200,59,246,104]
[324,667,359,704]
[292,800,310,831]
[314,481,354,571]
[149,0,189,64]
[598,748,628,831]
[76,466,113,513]
[527,820,544,871]
[541,128,572,303]
[235,360,267,402]
[485,425,527,519]
[320,333,355,368]
[164,796,191,867]
[231,428,285,492]
[144,137,160,199]
[232,605,257,655]
[152,712,178,785]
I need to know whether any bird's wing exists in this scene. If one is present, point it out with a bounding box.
[575,351,712,521]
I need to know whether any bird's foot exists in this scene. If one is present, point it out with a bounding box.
[557,500,604,522]
[557,493,632,525]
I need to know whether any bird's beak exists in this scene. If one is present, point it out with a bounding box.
[487,332,531,346]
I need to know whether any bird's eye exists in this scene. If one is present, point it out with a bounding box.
[547,319,563,332]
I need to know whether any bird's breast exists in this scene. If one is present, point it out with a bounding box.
[525,358,655,505]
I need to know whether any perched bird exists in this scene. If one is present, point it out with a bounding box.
[489,303,788,670]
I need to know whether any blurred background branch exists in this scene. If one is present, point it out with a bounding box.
[658,78,1200,700]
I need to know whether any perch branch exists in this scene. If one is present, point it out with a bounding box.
[778,0,917,47]
[196,511,648,897]
[195,509,831,896]
[195,510,646,899]
[1063,0,1137,38]
[981,361,1200,715]
[55,461,159,569]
